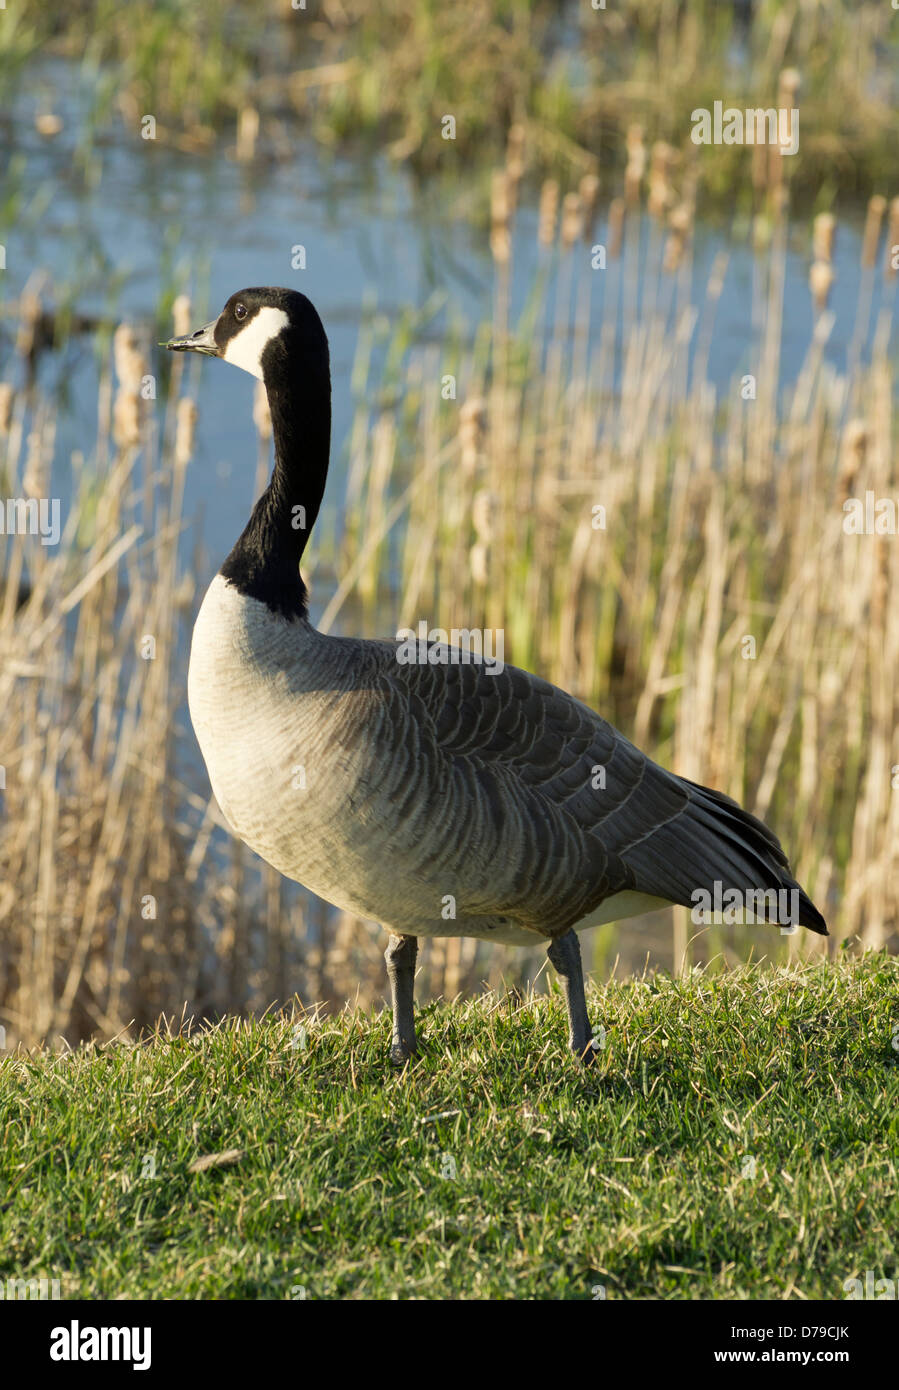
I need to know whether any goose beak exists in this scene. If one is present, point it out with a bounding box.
[161,319,220,357]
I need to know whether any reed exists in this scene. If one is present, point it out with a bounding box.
[2,159,897,1047]
[335,161,899,984]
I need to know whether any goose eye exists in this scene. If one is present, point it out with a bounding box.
[234,303,247,321]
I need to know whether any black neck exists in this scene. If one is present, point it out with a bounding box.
[220,351,331,620]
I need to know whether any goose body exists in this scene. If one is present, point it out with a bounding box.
[166,286,826,1064]
[188,573,671,946]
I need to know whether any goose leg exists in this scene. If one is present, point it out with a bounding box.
[385,933,419,1065]
[547,930,596,1063]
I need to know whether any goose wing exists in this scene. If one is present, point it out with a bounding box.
[374,644,826,936]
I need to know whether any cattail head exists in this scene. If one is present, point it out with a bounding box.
[112,323,147,449]
[560,191,582,250]
[578,172,600,241]
[778,67,801,108]
[114,323,146,392]
[862,194,887,270]
[23,420,52,500]
[624,124,645,206]
[15,289,42,360]
[174,397,198,467]
[172,295,193,339]
[812,212,835,264]
[35,113,63,138]
[840,418,867,498]
[490,169,512,265]
[0,383,13,435]
[607,197,626,259]
[113,390,141,449]
[663,202,692,272]
[460,397,486,476]
[505,123,526,189]
[809,259,834,312]
[470,486,497,586]
[648,141,673,218]
[472,487,497,541]
[236,105,259,162]
[538,179,559,248]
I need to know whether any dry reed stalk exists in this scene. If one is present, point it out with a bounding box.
[4,170,897,1041]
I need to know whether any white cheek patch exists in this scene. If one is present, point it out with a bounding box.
[222,306,290,380]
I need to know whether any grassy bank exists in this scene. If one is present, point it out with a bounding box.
[0,955,896,1299]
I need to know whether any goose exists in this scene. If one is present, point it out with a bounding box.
[164,287,827,1065]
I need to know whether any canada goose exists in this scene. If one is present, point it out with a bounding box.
[164,287,827,1065]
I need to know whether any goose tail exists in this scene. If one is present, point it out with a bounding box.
[679,778,828,936]
[622,771,828,936]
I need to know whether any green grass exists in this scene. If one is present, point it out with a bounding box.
[1,952,896,1299]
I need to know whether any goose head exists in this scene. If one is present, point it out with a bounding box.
[163,287,332,619]
[163,286,328,385]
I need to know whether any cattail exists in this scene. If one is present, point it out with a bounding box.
[840,418,867,500]
[459,397,486,476]
[113,390,141,449]
[776,66,801,174]
[253,380,272,441]
[813,212,835,264]
[778,67,801,111]
[578,172,600,242]
[490,170,511,265]
[172,295,192,339]
[560,191,582,250]
[35,113,62,138]
[624,124,645,206]
[489,223,510,264]
[113,323,145,392]
[174,398,198,467]
[861,194,887,270]
[472,489,496,539]
[236,106,259,162]
[538,179,559,248]
[15,289,42,360]
[0,383,13,435]
[648,141,673,218]
[23,422,52,501]
[607,197,626,259]
[809,260,834,312]
[112,323,147,449]
[505,123,526,191]
[663,202,692,272]
[469,487,497,586]
[885,197,899,280]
